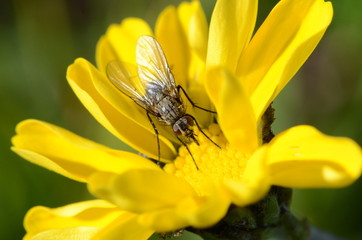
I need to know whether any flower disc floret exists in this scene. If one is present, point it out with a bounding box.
[164,124,250,195]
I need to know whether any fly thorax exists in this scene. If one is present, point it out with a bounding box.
[156,95,183,124]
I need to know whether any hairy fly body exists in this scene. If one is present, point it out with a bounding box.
[106,35,220,169]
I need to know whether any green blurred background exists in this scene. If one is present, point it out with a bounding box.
[1,0,361,239]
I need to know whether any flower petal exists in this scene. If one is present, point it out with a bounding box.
[176,1,213,126]
[12,119,158,182]
[207,0,258,71]
[137,208,188,232]
[223,146,270,206]
[177,0,208,62]
[67,58,176,160]
[23,200,123,240]
[138,183,230,231]
[266,125,362,188]
[30,227,98,240]
[88,169,230,231]
[90,215,153,240]
[95,36,118,73]
[237,0,333,120]
[88,169,196,213]
[205,67,258,153]
[185,83,215,127]
[155,6,189,88]
[105,18,152,65]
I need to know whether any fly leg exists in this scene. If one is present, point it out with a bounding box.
[146,111,163,167]
[175,135,199,170]
[185,114,221,149]
[177,85,216,113]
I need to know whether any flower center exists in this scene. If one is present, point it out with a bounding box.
[163,124,250,195]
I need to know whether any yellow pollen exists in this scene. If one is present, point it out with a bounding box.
[163,124,250,195]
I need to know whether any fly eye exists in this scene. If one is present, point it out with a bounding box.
[184,116,194,126]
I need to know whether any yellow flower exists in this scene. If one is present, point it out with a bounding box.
[12,0,362,239]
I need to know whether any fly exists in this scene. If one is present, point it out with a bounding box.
[106,35,220,169]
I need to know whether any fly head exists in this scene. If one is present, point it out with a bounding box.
[173,115,199,145]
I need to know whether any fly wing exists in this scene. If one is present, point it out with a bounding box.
[106,61,151,109]
[136,36,177,93]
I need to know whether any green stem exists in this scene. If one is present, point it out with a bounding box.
[261,104,275,144]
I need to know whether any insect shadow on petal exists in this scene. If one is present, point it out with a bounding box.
[106,35,220,170]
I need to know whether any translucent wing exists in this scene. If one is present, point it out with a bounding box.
[106,61,151,109]
[136,36,177,92]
